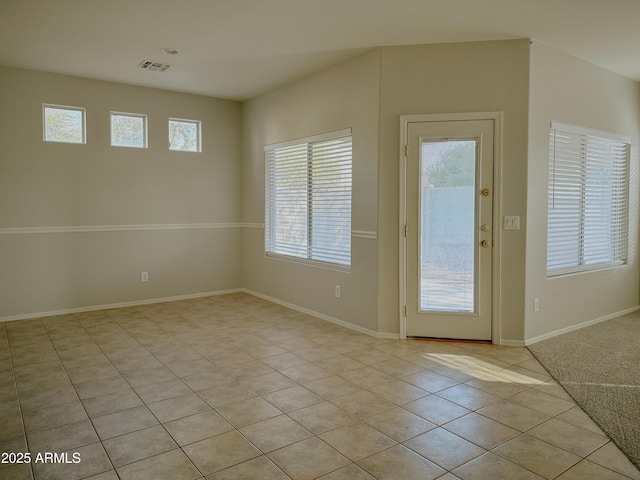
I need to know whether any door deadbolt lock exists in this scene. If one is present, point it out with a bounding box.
[481,224,490,232]
[481,240,490,248]
[481,188,490,197]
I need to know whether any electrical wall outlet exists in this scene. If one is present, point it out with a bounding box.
[141,272,149,282]
[335,285,341,298]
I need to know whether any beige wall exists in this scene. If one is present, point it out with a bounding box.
[0,66,243,318]
[241,50,381,333]
[525,41,640,341]
[4,40,639,342]
[378,40,531,340]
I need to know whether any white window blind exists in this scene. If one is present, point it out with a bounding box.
[547,122,629,277]
[265,129,352,267]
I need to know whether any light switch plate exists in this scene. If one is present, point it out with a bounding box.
[504,216,520,230]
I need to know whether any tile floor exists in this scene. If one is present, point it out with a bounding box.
[0,292,639,480]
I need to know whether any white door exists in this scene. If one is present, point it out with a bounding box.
[405,119,494,340]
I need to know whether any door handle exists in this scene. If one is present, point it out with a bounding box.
[481,240,490,248]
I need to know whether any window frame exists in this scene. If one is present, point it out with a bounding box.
[547,122,630,277]
[110,111,148,149]
[42,104,86,144]
[264,128,353,270]
[168,117,202,153]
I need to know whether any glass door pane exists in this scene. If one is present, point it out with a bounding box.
[420,140,477,313]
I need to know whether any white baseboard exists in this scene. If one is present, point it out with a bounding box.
[499,339,526,347]
[242,289,399,339]
[0,289,244,323]
[524,306,640,346]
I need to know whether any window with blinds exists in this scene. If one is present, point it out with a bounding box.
[547,122,630,277]
[265,129,352,268]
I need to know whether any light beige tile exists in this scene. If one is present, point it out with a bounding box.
[122,365,178,387]
[117,448,200,480]
[197,382,257,408]
[587,442,640,480]
[183,430,261,475]
[260,352,307,370]
[103,425,178,467]
[453,452,544,480]
[240,415,313,453]
[147,392,210,423]
[556,459,632,480]
[82,388,143,417]
[331,389,395,419]
[476,399,550,432]
[92,405,158,440]
[404,427,485,471]
[163,410,233,446]
[221,360,275,381]
[268,437,350,480]
[436,384,501,411]
[343,348,395,366]
[314,354,366,373]
[303,375,360,400]
[443,412,519,450]
[403,394,471,426]
[371,358,424,378]
[288,401,357,435]
[165,357,218,377]
[493,434,580,479]
[507,388,575,416]
[74,375,130,400]
[240,372,297,395]
[357,444,446,480]
[0,413,24,440]
[205,455,289,480]
[369,379,429,405]
[280,363,332,383]
[527,418,608,457]
[401,369,460,393]
[32,442,112,480]
[263,385,324,413]
[0,463,33,480]
[556,406,606,435]
[364,407,436,442]
[0,436,27,470]
[23,400,87,432]
[27,419,98,454]
[216,397,281,428]
[319,422,396,461]
[337,366,395,389]
[317,464,376,479]
[464,373,529,398]
[134,378,192,404]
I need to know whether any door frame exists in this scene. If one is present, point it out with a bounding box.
[399,112,504,343]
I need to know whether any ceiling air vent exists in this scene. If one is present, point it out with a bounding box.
[138,60,171,72]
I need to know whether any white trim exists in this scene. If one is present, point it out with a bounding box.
[0,223,256,235]
[525,306,640,346]
[351,230,377,240]
[500,339,526,347]
[264,128,352,151]
[242,289,399,339]
[550,121,631,144]
[0,289,243,323]
[399,112,504,343]
[243,223,265,229]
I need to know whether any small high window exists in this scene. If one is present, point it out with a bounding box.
[111,112,148,148]
[169,118,201,152]
[43,104,86,144]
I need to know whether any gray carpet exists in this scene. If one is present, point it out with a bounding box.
[528,311,640,469]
